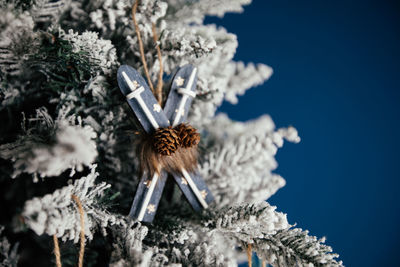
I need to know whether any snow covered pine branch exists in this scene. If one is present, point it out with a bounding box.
[0,0,342,266]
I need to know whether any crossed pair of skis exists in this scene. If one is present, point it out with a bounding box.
[117,64,214,222]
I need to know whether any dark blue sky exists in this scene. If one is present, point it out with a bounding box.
[207,0,400,266]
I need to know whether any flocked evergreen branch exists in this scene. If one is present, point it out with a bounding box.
[206,202,342,267]
[0,107,97,179]
[143,214,238,266]
[57,28,118,75]
[201,114,300,207]
[22,164,118,242]
[209,202,289,243]
[30,0,71,24]
[109,221,153,267]
[165,0,252,25]
[253,228,343,267]
[0,5,36,77]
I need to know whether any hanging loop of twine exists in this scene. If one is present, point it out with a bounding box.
[246,243,266,267]
[131,0,164,105]
[53,194,85,267]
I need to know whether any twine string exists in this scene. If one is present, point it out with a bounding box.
[131,0,164,105]
[52,195,85,267]
[53,235,62,267]
[71,194,85,267]
[152,22,163,105]
[247,243,252,267]
[131,0,154,94]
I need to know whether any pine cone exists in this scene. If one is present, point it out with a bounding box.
[175,123,200,148]
[153,126,180,155]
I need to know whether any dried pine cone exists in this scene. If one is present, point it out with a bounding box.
[175,123,200,148]
[153,126,180,155]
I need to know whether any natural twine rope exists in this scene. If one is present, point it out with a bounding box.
[247,243,267,267]
[247,243,252,267]
[262,260,266,267]
[52,194,85,267]
[152,22,163,105]
[53,234,62,267]
[131,0,154,94]
[71,194,85,267]
[131,0,164,105]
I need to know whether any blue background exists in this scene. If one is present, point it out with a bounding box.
[206,0,400,266]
